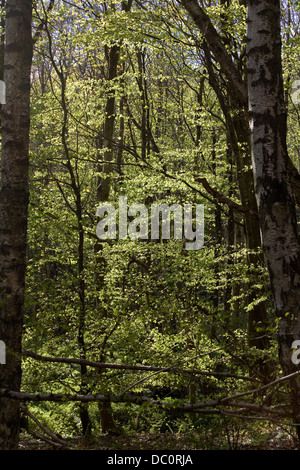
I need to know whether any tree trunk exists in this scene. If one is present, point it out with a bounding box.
[0,0,32,450]
[95,1,133,434]
[96,43,120,202]
[203,41,270,374]
[97,0,133,201]
[247,0,300,436]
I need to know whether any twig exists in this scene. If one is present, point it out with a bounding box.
[220,369,300,404]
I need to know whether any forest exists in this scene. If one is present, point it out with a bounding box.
[0,0,300,452]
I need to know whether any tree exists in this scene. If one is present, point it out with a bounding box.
[179,0,272,379]
[0,0,33,449]
[246,0,300,437]
[5,0,299,448]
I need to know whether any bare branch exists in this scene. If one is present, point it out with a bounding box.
[20,404,73,450]
[33,0,55,46]
[195,176,259,220]
[22,350,253,381]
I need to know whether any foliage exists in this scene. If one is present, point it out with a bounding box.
[16,0,300,447]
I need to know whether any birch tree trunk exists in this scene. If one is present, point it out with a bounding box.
[247,0,300,436]
[184,1,270,375]
[0,0,32,449]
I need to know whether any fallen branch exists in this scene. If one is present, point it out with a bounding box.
[0,388,216,408]
[0,386,291,420]
[20,404,73,450]
[219,369,300,404]
[25,429,69,450]
[0,368,297,425]
[22,350,254,382]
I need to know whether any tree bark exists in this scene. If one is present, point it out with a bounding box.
[0,0,32,450]
[246,0,300,436]
[97,0,133,201]
[96,43,121,202]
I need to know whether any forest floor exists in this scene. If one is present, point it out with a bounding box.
[18,429,299,451]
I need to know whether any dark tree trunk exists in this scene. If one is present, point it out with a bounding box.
[97,43,121,202]
[97,0,133,202]
[95,0,133,435]
[0,0,32,450]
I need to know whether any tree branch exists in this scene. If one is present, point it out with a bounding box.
[23,349,253,381]
[33,0,55,46]
[180,0,248,106]
[195,176,258,220]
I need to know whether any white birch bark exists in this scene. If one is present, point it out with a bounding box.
[247,0,300,435]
